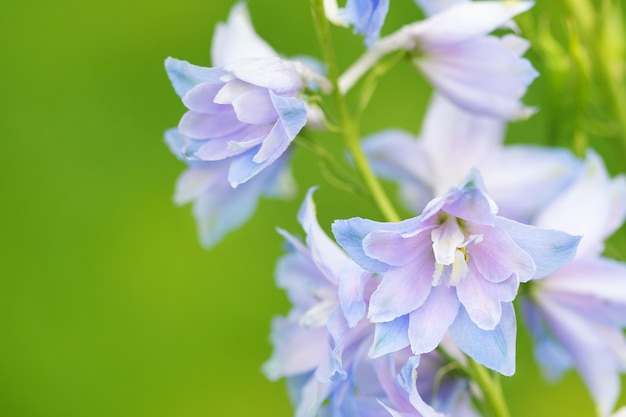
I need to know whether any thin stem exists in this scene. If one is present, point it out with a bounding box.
[468,359,511,417]
[310,0,401,222]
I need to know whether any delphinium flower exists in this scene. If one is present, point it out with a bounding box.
[165,129,294,247]
[265,189,485,417]
[315,343,482,417]
[332,172,580,375]
[263,188,376,417]
[165,3,327,188]
[521,151,626,417]
[362,93,582,222]
[339,1,538,119]
[164,3,328,246]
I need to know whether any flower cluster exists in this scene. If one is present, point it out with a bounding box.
[164,1,626,416]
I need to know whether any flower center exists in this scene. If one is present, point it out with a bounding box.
[430,216,481,287]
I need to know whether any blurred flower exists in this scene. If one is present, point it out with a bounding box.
[522,151,626,417]
[340,0,391,47]
[333,171,580,375]
[165,129,294,248]
[340,1,538,119]
[165,3,325,187]
[323,0,390,47]
[362,94,581,222]
[263,188,375,417]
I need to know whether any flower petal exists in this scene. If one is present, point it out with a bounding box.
[449,302,517,376]
[495,217,581,280]
[164,57,228,98]
[369,316,410,358]
[211,2,277,68]
[368,259,434,323]
[408,285,460,353]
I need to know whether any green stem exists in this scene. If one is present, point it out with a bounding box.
[468,359,511,417]
[309,0,401,222]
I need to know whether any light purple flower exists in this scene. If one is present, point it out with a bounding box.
[522,151,626,417]
[165,129,294,247]
[362,94,581,222]
[263,188,375,417]
[310,338,480,417]
[333,172,580,375]
[340,2,538,119]
[165,4,323,187]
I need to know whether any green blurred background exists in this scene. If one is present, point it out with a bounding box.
[1,0,624,416]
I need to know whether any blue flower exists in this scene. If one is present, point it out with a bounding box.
[333,171,580,375]
[165,129,294,248]
[362,94,581,222]
[340,2,539,119]
[522,151,626,417]
[165,3,323,187]
[263,188,375,416]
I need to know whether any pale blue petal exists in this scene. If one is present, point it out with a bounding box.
[520,297,573,381]
[408,285,459,353]
[443,171,497,225]
[455,270,503,331]
[211,2,276,68]
[332,217,423,273]
[449,302,517,376]
[480,145,582,223]
[368,259,434,323]
[174,165,221,205]
[534,149,626,258]
[263,315,329,380]
[164,57,227,98]
[533,293,624,416]
[469,223,535,283]
[339,0,390,47]
[414,1,534,45]
[369,316,410,358]
[298,187,348,284]
[298,188,368,326]
[182,82,229,114]
[363,230,427,267]
[178,110,244,140]
[270,91,308,139]
[164,128,185,161]
[225,56,304,95]
[415,34,538,119]
[495,217,581,280]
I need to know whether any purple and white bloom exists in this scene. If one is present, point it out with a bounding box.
[363,94,581,222]
[522,151,626,417]
[165,129,294,248]
[263,188,376,417]
[333,171,580,375]
[166,3,325,187]
[317,344,481,417]
[339,1,538,119]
